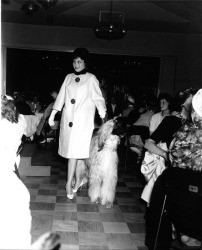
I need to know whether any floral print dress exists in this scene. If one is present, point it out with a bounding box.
[169,121,202,172]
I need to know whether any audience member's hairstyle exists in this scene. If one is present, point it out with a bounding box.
[1,95,19,123]
[158,93,173,108]
[136,98,147,110]
[146,98,158,112]
[173,87,198,112]
[191,88,202,122]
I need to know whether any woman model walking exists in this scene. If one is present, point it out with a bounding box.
[49,48,106,199]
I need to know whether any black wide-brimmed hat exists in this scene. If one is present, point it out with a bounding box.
[72,48,90,63]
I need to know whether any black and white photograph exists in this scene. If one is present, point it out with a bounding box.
[1,1,202,249]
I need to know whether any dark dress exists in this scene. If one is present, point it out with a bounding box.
[149,115,183,147]
[145,115,185,249]
[106,103,122,119]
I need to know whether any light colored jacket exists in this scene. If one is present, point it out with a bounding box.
[53,72,106,159]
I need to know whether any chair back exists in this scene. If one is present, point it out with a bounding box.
[164,167,202,241]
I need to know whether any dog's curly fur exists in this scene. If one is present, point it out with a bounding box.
[83,117,125,207]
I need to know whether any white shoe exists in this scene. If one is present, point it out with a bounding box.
[67,193,74,200]
[72,179,86,193]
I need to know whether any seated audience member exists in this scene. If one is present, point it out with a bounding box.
[126,98,147,126]
[0,95,60,249]
[170,88,202,172]
[0,95,27,171]
[28,94,42,113]
[106,94,122,119]
[145,89,202,250]
[144,87,197,162]
[122,94,135,118]
[149,93,172,135]
[15,92,34,115]
[141,87,197,204]
[127,99,156,158]
[36,90,59,140]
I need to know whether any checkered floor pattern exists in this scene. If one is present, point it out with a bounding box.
[22,151,147,250]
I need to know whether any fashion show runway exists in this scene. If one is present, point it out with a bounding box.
[22,144,147,250]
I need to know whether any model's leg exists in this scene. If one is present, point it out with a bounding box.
[74,160,87,191]
[66,158,77,196]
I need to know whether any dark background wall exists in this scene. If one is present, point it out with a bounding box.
[6,48,160,97]
[2,23,202,95]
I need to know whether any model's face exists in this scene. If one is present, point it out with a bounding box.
[160,99,169,111]
[73,57,86,72]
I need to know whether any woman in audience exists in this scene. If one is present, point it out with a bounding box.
[48,48,106,200]
[149,92,172,135]
[0,95,27,171]
[141,88,197,204]
[168,88,202,248]
[170,88,202,172]
[145,88,201,250]
[144,87,197,162]
[0,96,60,249]
[36,90,59,142]
[127,99,156,157]
[28,94,42,113]
[15,92,34,115]
[122,93,135,118]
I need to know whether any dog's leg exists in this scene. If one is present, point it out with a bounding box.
[88,176,102,203]
[100,175,117,207]
[100,153,118,207]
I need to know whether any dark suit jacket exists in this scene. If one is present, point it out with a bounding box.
[107,103,122,119]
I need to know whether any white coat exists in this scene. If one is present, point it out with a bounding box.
[53,72,106,159]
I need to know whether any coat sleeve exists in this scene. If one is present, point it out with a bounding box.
[53,75,70,111]
[91,75,106,118]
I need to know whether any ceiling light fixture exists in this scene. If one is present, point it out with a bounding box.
[94,0,127,40]
[37,0,58,9]
[21,1,40,15]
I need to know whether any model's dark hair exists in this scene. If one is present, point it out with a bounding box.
[1,96,19,123]
[72,48,90,65]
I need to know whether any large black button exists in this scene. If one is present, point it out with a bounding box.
[71,99,75,104]
[75,77,80,82]
[69,122,73,127]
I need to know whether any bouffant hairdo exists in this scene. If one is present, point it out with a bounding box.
[158,92,173,110]
[1,96,19,123]
[173,87,197,112]
[158,93,172,104]
[72,48,90,64]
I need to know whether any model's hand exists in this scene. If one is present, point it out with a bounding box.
[99,109,106,119]
[48,115,55,127]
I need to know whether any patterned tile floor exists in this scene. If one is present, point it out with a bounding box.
[22,144,148,250]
